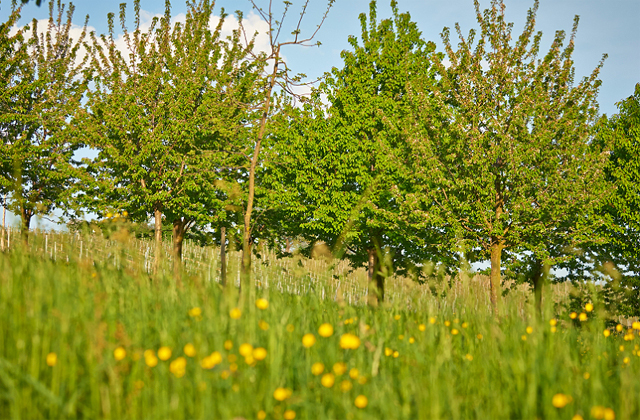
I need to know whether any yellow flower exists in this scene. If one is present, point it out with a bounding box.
[340,380,353,392]
[526,326,533,334]
[184,343,196,357]
[253,347,267,361]
[354,395,368,408]
[210,351,222,365]
[318,323,334,337]
[145,350,159,367]
[229,308,242,319]
[333,362,347,375]
[616,324,623,332]
[106,212,113,218]
[302,333,316,348]
[239,343,254,357]
[633,321,640,330]
[46,352,57,367]
[220,370,230,379]
[188,307,202,317]
[552,393,572,408]
[623,356,630,364]
[477,334,483,340]
[550,319,558,326]
[429,317,436,324]
[394,314,401,320]
[451,329,459,335]
[551,327,557,333]
[255,298,269,310]
[385,347,393,357]
[603,408,616,420]
[569,312,577,319]
[358,375,367,385]
[462,322,468,328]
[619,345,625,352]
[158,346,172,361]
[465,354,473,361]
[311,362,325,376]
[591,406,605,419]
[583,372,590,380]
[224,340,233,350]
[393,351,399,358]
[409,337,415,343]
[398,335,404,340]
[521,335,527,341]
[169,357,187,378]
[229,363,238,372]
[444,320,451,327]
[114,347,126,361]
[585,303,594,312]
[122,211,128,217]
[572,415,584,420]
[286,324,295,333]
[273,387,292,401]
[283,410,296,420]
[579,313,588,322]
[257,410,267,420]
[349,368,359,379]
[604,329,611,337]
[259,320,270,331]
[418,324,426,331]
[244,355,255,365]
[339,333,361,350]
[321,373,335,388]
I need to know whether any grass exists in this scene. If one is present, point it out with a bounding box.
[0,229,638,419]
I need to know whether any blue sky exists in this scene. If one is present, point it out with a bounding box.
[1,0,639,229]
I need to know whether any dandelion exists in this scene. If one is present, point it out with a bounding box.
[394,314,401,320]
[451,329,459,335]
[229,363,238,372]
[429,317,436,324]
[318,323,334,337]
[358,375,367,385]
[619,345,624,352]
[46,352,57,367]
[188,307,202,317]
[253,347,267,361]
[340,380,353,392]
[220,370,230,379]
[444,320,451,327]
[572,415,584,420]
[145,351,159,367]
[570,312,577,319]
[239,343,254,357]
[604,329,611,337]
[623,357,630,364]
[579,313,588,322]
[311,362,325,376]
[409,337,415,343]
[158,346,172,361]
[585,303,594,312]
[259,320,270,331]
[398,334,404,340]
[169,357,187,378]
[583,372,590,380]
[591,406,605,419]
[633,321,640,330]
[465,354,473,361]
[283,410,296,420]
[244,355,255,365]
[550,319,558,326]
[339,333,361,350]
[229,308,242,319]
[552,393,572,408]
[183,343,196,357]
[354,395,368,408]
[477,334,483,340]
[349,368,359,379]
[551,327,557,333]
[462,322,468,328]
[114,347,126,361]
[521,335,527,341]
[333,362,347,375]
[302,334,316,348]
[224,340,233,350]
[257,411,267,420]
[603,408,615,420]
[321,373,335,388]
[385,348,393,357]
[393,351,399,358]
[616,324,623,332]
[256,298,269,310]
[418,324,426,331]
[273,387,292,401]
[526,326,533,334]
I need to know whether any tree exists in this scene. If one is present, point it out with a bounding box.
[0,0,89,236]
[268,0,448,304]
[408,0,610,310]
[82,0,262,276]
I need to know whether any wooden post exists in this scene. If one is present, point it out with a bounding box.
[220,227,227,286]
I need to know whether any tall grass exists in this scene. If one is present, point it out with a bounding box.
[0,231,638,419]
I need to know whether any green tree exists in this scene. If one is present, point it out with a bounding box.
[269,0,447,304]
[408,0,610,310]
[0,0,89,236]
[82,0,262,276]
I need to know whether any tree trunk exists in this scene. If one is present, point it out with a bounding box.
[531,258,549,317]
[172,218,186,283]
[154,204,162,275]
[240,236,252,292]
[20,207,32,245]
[367,245,385,306]
[220,226,227,286]
[489,238,503,311]
[285,237,292,254]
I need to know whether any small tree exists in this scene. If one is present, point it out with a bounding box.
[409,0,610,310]
[0,0,89,236]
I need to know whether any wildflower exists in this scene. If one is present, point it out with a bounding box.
[349,368,359,379]
[255,298,269,310]
[106,212,113,218]
[429,317,436,324]
[340,380,353,392]
[462,322,468,328]
[283,410,296,420]
[385,348,393,356]
[394,314,401,320]
[259,320,270,331]
[239,343,254,357]
[619,345,625,352]
[229,308,242,319]
[550,319,558,326]
[603,329,611,337]
[339,333,361,350]
[158,346,172,361]
[358,375,367,384]
[623,357,630,364]
[398,334,404,340]
[551,327,557,333]
[393,351,399,358]
[477,334,483,340]
[257,411,267,420]
[603,408,615,420]
[321,373,335,388]
[585,303,594,312]
[244,355,255,365]
[333,362,347,375]
[273,387,292,401]
[570,312,577,319]
[552,393,572,408]
[409,337,415,343]
[46,352,57,367]
[188,307,202,317]
[318,323,334,337]
[451,329,459,335]
[220,370,230,379]
[302,334,316,348]
[224,340,233,350]
[145,350,159,367]
[169,357,187,378]
[311,362,325,376]
[583,372,590,380]
[229,362,238,372]
[122,211,128,217]
[354,395,368,408]
[521,335,527,341]
[114,347,126,361]
[526,326,533,334]
[579,313,588,322]
[286,324,295,333]
[253,347,267,361]
[418,324,426,331]
[183,343,196,357]
[465,354,473,361]
[624,333,634,341]
[616,324,623,332]
[633,321,640,330]
[591,406,605,419]
[572,415,584,420]
[444,320,451,327]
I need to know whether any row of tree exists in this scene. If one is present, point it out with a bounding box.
[1,0,639,312]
